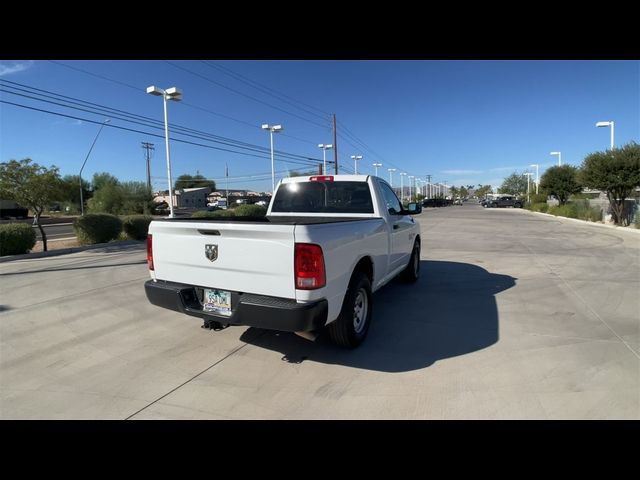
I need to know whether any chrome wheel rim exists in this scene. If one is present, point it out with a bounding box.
[353,288,368,334]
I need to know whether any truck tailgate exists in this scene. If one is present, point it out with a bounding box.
[150,221,296,299]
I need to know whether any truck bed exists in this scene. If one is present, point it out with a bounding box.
[154,216,378,225]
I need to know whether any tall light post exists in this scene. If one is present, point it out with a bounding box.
[79,118,110,216]
[372,162,382,177]
[524,172,533,204]
[388,168,396,186]
[400,172,407,203]
[408,176,415,201]
[530,164,539,194]
[550,151,561,166]
[351,155,363,174]
[262,124,283,193]
[147,85,182,218]
[318,143,333,175]
[596,121,615,149]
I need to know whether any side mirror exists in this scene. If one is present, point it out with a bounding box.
[407,202,418,213]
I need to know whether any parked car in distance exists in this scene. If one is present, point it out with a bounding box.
[207,198,227,210]
[487,195,523,208]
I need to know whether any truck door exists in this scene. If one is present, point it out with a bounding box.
[378,182,414,272]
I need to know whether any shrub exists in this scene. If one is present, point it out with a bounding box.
[234,204,267,217]
[122,215,153,240]
[529,202,548,213]
[574,200,602,222]
[548,204,578,219]
[73,213,123,245]
[529,193,548,204]
[191,210,232,218]
[0,223,36,256]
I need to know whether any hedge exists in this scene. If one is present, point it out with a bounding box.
[233,204,267,216]
[122,215,153,240]
[73,213,123,245]
[191,210,235,218]
[0,223,36,256]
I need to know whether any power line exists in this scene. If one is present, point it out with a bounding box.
[164,60,330,130]
[201,61,331,122]
[0,99,321,169]
[0,81,323,166]
[47,60,274,131]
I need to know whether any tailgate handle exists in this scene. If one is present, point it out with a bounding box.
[198,229,221,236]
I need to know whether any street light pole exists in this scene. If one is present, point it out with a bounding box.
[550,151,561,166]
[79,118,110,216]
[596,121,615,149]
[372,162,382,177]
[408,176,415,201]
[351,155,363,174]
[262,124,283,193]
[318,143,333,175]
[147,86,182,218]
[524,172,533,204]
[530,164,539,194]
[400,173,407,203]
[388,168,396,186]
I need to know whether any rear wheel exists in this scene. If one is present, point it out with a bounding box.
[327,272,372,348]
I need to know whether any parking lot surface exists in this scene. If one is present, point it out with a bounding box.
[1,205,638,419]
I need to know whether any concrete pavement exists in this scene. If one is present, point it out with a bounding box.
[1,205,638,419]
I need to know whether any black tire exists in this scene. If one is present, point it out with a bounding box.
[327,272,372,348]
[400,240,420,283]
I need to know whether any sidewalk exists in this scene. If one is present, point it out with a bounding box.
[523,209,640,235]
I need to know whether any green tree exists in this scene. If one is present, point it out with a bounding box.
[92,172,119,191]
[59,174,91,210]
[174,174,215,190]
[500,172,528,196]
[88,182,123,214]
[580,142,640,226]
[120,182,154,214]
[459,186,469,199]
[88,180,153,215]
[0,158,63,251]
[475,184,492,198]
[539,165,582,205]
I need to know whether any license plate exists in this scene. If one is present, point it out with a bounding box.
[202,289,232,316]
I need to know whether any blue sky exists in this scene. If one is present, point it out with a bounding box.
[1,60,638,193]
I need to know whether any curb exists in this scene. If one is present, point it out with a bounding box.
[522,209,640,235]
[0,240,145,263]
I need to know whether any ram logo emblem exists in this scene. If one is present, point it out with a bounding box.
[205,244,218,262]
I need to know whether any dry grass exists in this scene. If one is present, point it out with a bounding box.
[30,238,80,253]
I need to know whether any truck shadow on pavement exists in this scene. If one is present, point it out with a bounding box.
[239,260,516,372]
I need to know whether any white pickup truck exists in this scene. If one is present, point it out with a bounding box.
[145,175,421,348]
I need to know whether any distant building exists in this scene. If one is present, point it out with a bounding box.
[154,187,211,208]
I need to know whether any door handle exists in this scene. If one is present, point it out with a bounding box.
[393,224,399,230]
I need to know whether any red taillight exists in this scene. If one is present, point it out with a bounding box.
[146,234,154,271]
[309,175,334,182]
[295,243,326,290]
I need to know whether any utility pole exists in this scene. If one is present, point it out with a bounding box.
[141,142,154,191]
[332,114,338,175]
[426,174,432,199]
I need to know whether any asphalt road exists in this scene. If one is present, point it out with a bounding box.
[1,205,638,419]
[33,223,75,241]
